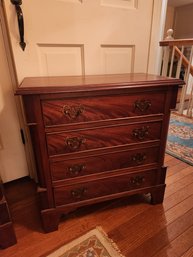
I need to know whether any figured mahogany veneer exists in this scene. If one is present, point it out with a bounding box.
[46,120,162,156]
[50,144,159,181]
[16,73,184,232]
[42,91,165,126]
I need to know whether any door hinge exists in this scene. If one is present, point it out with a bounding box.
[20,129,25,145]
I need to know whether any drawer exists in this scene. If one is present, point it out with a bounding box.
[50,146,159,181]
[53,169,157,206]
[46,121,162,156]
[42,92,166,126]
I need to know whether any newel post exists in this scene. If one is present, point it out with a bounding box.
[161,29,174,76]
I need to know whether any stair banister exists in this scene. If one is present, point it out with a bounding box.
[159,29,193,117]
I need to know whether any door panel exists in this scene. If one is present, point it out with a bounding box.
[101,44,135,74]
[101,0,138,9]
[37,44,85,76]
[4,0,154,82]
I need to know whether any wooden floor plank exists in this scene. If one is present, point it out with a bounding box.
[164,154,174,162]
[166,166,193,185]
[152,225,193,257]
[163,182,193,210]
[165,172,193,198]
[181,246,193,257]
[127,208,193,257]
[108,193,193,255]
[166,161,189,177]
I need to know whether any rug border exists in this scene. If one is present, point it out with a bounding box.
[45,226,125,257]
[166,149,193,166]
[170,112,193,122]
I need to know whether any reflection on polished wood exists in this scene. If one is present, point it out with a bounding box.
[1,154,193,256]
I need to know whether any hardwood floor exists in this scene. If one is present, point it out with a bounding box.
[1,154,193,257]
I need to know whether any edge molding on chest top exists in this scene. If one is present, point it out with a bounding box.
[16,73,184,232]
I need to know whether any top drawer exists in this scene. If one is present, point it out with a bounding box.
[42,92,166,127]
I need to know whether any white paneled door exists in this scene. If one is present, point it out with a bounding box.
[4,0,155,82]
[3,0,163,180]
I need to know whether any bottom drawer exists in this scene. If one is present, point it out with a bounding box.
[54,169,157,206]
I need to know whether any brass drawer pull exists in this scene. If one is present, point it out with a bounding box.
[62,105,84,119]
[65,137,86,151]
[71,187,87,199]
[134,100,151,112]
[132,153,147,165]
[68,164,86,176]
[132,126,149,140]
[129,176,145,186]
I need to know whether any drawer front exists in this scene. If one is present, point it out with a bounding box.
[42,92,165,126]
[54,169,157,206]
[50,146,159,181]
[46,121,162,156]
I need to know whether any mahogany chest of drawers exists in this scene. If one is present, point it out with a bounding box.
[16,73,183,232]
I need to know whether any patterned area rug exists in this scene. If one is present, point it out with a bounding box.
[166,112,193,165]
[46,227,125,257]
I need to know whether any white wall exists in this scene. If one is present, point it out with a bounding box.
[0,20,28,183]
[174,3,193,38]
[164,5,175,38]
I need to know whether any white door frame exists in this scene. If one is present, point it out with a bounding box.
[148,0,168,75]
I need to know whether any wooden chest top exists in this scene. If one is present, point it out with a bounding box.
[15,73,184,95]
